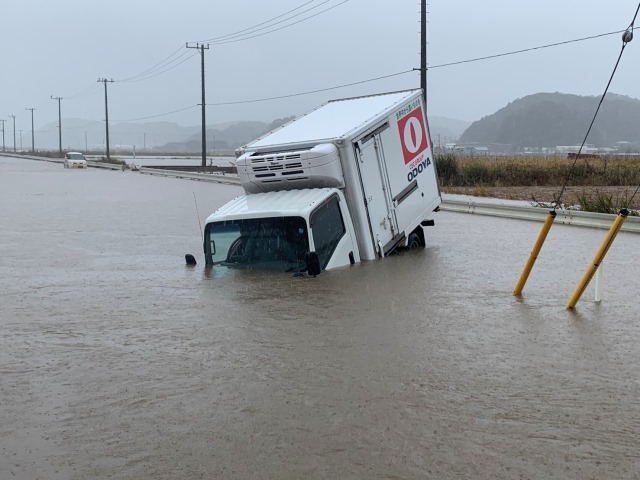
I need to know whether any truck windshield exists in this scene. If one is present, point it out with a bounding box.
[205,216,309,272]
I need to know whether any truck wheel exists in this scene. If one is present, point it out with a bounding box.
[407,232,423,249]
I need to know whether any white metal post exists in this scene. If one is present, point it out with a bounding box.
[594,263,603,303]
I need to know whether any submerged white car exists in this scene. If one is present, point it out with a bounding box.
[64,152,87,168]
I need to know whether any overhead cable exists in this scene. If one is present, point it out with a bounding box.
[555,4,639,208]
[110,105,199,123]
[206,70,414,106]
[199,0,317,43]
[54,120,104,131]
[428,27,637,70]
[116,50,197,83]
[66,83,101,100]
[119,44,186,81]
[207,0,349,45]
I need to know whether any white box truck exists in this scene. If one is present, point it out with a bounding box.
[202,89,441,274]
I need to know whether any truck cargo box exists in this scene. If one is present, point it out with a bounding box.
[236,89,441,261]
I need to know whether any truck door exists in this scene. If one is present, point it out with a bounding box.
[354,132,399,256]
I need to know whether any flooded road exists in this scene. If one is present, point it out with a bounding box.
[1,155,639,479]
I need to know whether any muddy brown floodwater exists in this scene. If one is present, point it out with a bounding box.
[1,156,639,479]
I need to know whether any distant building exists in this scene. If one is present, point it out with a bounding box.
[451,144,489,155]
[488,143,513,155]
[555,145,597,155]
[613,141,640,153]
[597,147,616,154]
[446,142,513,156]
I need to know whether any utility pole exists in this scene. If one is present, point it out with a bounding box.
[143,132,147,151]
[186,42,210,168]
[420,0,427,109]
[51,96,63,155]
[25,107,35,153]
[9,115,16,152]
[18,130,23,151]
[0,119,5,152]
[97,78,114,160]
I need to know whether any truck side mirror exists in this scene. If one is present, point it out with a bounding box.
[305,252,321,277]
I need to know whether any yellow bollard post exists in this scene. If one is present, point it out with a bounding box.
[513,210,557,295]
[566,208,628,309]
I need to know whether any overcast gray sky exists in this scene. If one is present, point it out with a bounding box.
[1,0,639,133]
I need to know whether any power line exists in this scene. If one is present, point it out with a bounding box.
[35,22,638,134]
[110,22,637,117]
[108,2,329,86]
[199,0,316,43]
[66,83,101,100]
[54,120,103,131]
[111,105,199,123]
[104,2,345,87]
[115,44,186,82]
[116,51,199,84]
[46,70,410,125]
[59,13,633,115]
[555,6,640,208]
[83,70,411,126]
[116,49,198,83]
[428,28,637,70]
[206,69,415,106]
[82,2,336,89]
[207,0,350,46]
[61,25,632,122]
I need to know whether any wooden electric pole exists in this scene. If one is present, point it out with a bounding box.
[186,43,210,168]
[0,119,5,152]
[97,78,114,160]
[25,108,35,152]
[9,114,16,152]
[421,0,427,109]
[51,96,63,155]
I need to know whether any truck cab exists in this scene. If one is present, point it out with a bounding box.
[204,188,359,272]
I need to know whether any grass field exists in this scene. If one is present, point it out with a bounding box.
[436,154,640,213]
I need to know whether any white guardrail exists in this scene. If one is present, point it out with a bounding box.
[127,166,640,233]
[86,160,125,170]
[440,198,640,233]
[137,167,241,185]
[1,153,126,170]
[5,153,637,232]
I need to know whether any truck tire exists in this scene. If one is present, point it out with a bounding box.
[407,232,423,249]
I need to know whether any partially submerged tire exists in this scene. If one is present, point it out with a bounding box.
[407,232,423,249]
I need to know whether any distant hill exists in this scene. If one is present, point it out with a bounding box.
[159,115,470,153]
[459,92,640,149]
[35,118,296,153]
[34,113,470,154]
[158,116,295,153]
[429,116,471,144]
[37,119,200,151]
